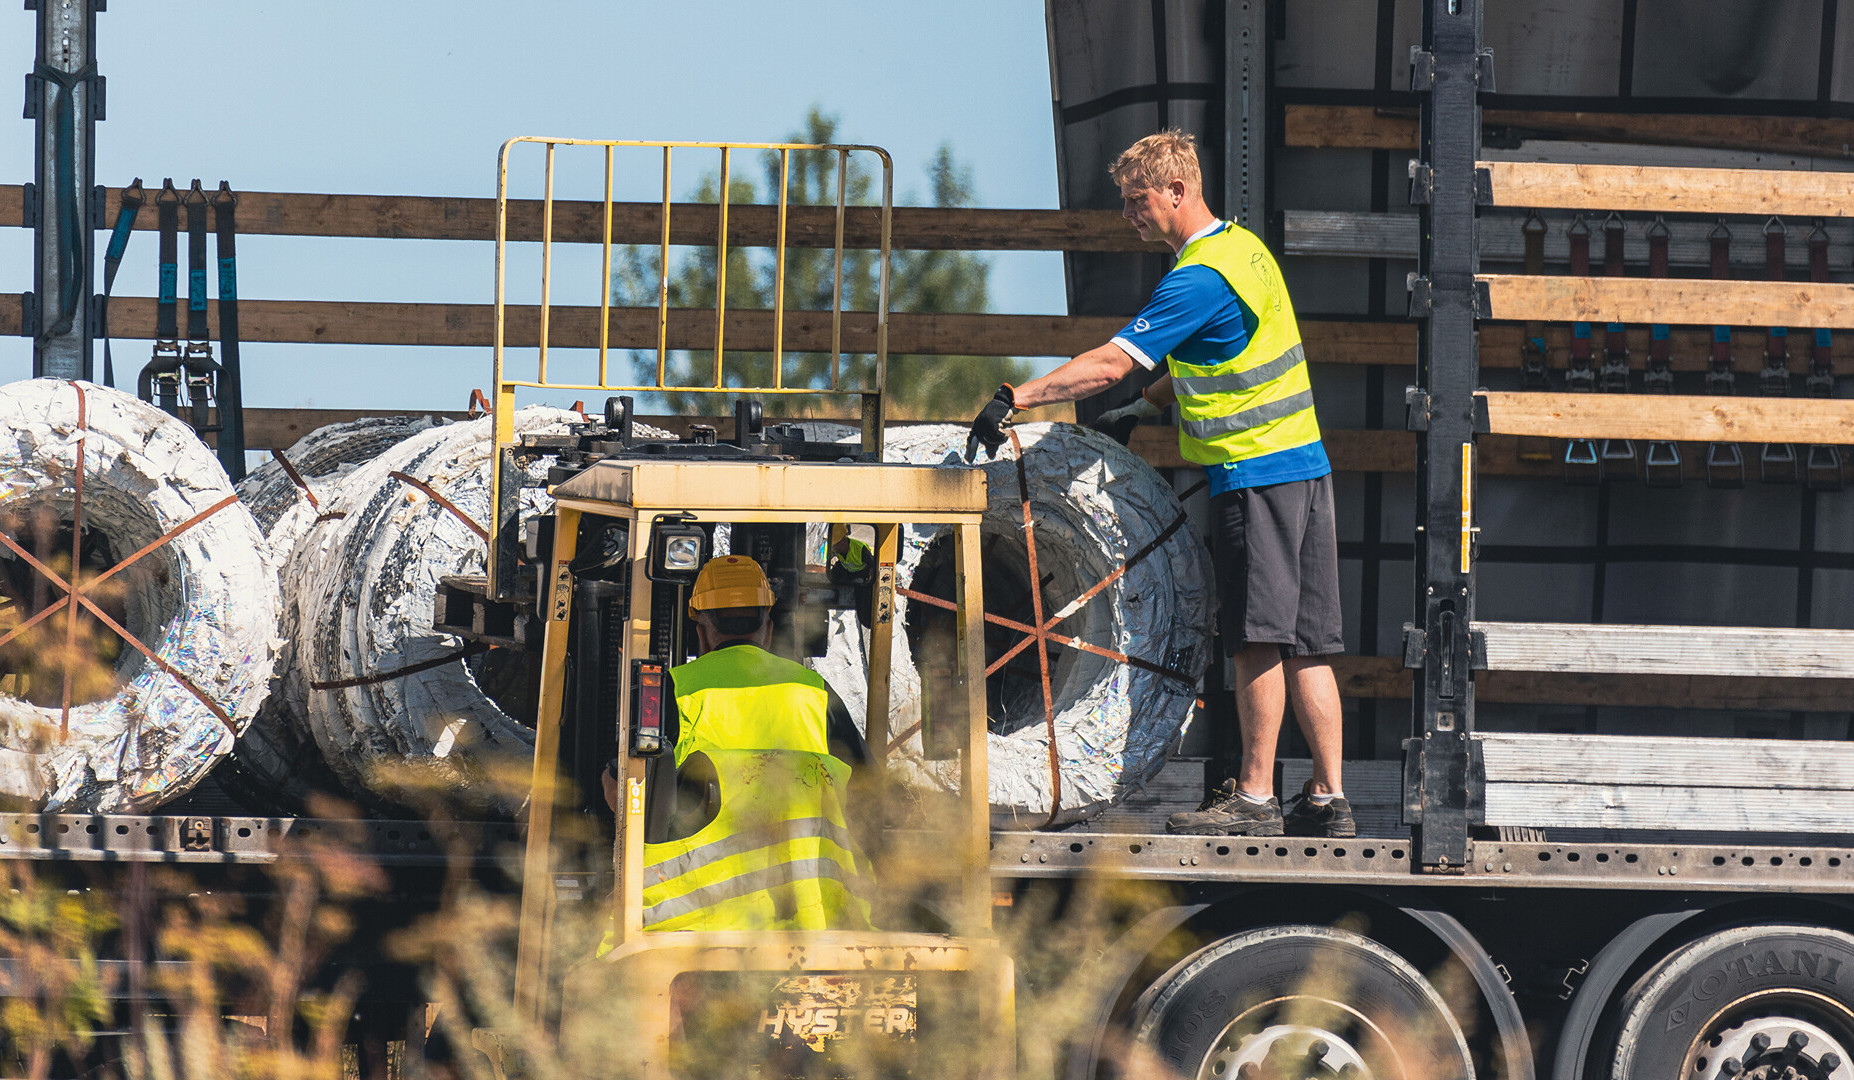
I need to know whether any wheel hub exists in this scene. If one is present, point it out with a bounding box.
[1199,1022,1375,1080]
[1688,996,1854,1080]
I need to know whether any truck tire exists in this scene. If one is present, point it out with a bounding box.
[0,379,278,811]
[813,422,1214,826]
[1607,923,1854,1080]
[286,408,582,812]
[1133,924,1475,1080]
[220,415,434,813]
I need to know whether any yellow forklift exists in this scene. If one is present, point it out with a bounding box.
[449,138,1014,1079]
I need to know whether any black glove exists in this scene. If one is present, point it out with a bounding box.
[965,384,1017,462]
[1086,393,1162,447]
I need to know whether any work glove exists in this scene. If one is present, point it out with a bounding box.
[965,384,1018,462]
[1088,392,1162,447]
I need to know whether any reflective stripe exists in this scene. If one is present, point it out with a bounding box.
[1172,343,1305,399]
[645,816,858,885]
[643,856,873,926]
[1182,389,1316,441]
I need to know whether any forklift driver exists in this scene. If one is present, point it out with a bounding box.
[601,554,875,934]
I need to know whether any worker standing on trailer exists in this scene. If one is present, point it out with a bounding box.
[966,129,1351,839]
[601,555,874,933]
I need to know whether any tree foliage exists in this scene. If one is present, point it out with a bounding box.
[612,109,1028,420]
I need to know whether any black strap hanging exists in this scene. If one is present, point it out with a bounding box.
[1759,217,1797,482]
[1705,219,1744,488]
[1642,216,1681,486]
[97,179,144,389]
[138,179,184,415]
[1598,212,1635,476]
[1563,214,1600,482]
[1805,219,1842,490]
[211,182,246,482]
[181,180,221,437]
[1520,211,1549,389]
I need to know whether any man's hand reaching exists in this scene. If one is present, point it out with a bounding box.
[1087,390,1162,446]
[965,384,1018,462]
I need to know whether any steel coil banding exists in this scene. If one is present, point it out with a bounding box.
[0,379,279,811]
[816,422,1214,826]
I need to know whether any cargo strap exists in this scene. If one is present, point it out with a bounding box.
[1562,215,1599,481]
[1519,212,1549,389]
[1705,220,1744,488]
[309,641,489,692]
[212,182,246,481]
[1641,217,1680,486]
[269,449,347,524]
[30,61,92,346]
[1759,218,1798,483]
[0,382,241,734]
[1806,221,1841,490]
[141,180,184,414]
[1597,213,1634,474]
[98,179,145,389]
[389,471,489,542]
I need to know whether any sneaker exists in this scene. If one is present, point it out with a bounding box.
[1166,779,1284,836]
[1283,781,1357,838]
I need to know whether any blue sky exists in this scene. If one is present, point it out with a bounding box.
[0,2,1067,409]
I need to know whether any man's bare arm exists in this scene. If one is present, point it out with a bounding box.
[1011,343,1142,409]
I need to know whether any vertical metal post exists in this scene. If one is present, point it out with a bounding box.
[26,0,102,380]
[1406,0,1485,871]
[1223,0,1268,232]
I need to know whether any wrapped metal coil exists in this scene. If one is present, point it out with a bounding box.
[815,422,1214,826]
[220,415,435,812]
[0,379,278,811]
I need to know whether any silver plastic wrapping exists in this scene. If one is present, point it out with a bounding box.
[813,422,1214,826]
[225,415,436,812]
[0,379,279,811]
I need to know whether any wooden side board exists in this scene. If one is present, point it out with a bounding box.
[1481,274,1854,330]
[1481,160,1854,218]
[1330,655,1854,711]
[1286,104,1854,160]
[0,184,1159,253]
[1482,390,1854,445]
[1476,621,1854,679]
[1476,732,1854,832]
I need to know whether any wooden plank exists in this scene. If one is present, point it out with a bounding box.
[0,184,1160,253]
[1478,732,1854,791]
[1330,655,1854,710]
[1286,104,1854,159]
[1482,390,1854,445]
[237,408,471,451]
[1481,274,1854,330]
[1477,621,1854,678]
[1481,782,1854,833]
[1481,160,1854,217]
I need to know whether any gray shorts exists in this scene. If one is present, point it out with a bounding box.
[1210,473,1344,657]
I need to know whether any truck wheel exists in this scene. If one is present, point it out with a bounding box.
[1133,924,1475,1080]
[1607,924,1854,1080]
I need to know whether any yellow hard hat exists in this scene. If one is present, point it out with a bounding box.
[688,555,774,615]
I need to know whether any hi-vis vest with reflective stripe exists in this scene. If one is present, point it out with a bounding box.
[669,644,832,769]
[1167,223,1321,466]
[641,749,874,932]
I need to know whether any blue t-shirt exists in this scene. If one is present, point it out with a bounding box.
[1110,225,1329,495]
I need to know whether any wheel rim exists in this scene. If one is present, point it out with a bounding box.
[1195,995,1394,1080]
[1683,990,1854,1080]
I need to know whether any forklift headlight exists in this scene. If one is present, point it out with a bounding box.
[663,535,703,573]
[647,516,708,583]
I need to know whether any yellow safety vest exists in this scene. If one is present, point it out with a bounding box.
[640,749,875,932]
[1167,223,1322,466]
[668,644,832,768]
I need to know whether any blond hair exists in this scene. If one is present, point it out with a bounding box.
[1109,129,1203,195]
